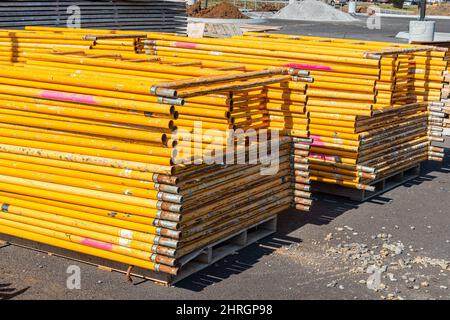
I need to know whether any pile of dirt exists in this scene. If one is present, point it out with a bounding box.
[272,0,357,21]
[187,1,249,19]
[257,3,284,12]
[342,3,372,14]
[187,1,203,16]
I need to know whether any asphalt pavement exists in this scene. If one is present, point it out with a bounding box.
[266,16,450,42]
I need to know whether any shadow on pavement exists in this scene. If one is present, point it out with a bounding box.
[175,234,302,292]
[174,146,449,291]
[174,192,359,291]
[404,146,450,188]
[0,283,30,300]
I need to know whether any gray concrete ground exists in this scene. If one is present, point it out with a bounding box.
[266,16,450,42]
[1,17,449,300]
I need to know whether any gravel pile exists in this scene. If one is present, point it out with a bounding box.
[272,0,358,22]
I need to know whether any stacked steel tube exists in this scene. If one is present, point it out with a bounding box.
[19,26,314,211]
[291,137,312,211]
[409,47,448,156]
[0,0,187,33]
[173,137,292,257]
[136,31,448,190]
[442,71,450,134]
[413,43,450,138]
[243,34,448,186]
[0,29,297,276]
[138,33,315,209]
[263,81,311,211]
[12,27,445,192]
[445,102,450,133]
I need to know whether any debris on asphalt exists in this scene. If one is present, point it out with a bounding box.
[326,280,338,288]
[320,223,450,299]
[413,257,449,271]
[387,273,397,282]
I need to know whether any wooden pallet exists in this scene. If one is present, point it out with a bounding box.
[312,164,421,202]
[0,216,277,286]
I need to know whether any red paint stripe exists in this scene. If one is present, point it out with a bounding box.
[40,90,96,104]
[310,135,325,147]
[309,153,336,161]
[81,238,113,251]
[285,63,333,71]
[174,42,198,49]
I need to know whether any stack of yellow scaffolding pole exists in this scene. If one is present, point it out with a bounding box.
[406,44,448,147]
[442,70,450,133]
[131,31,447,190]
[0,33,300,277]
[291,136,312,211]
[0,26,314,210]
[301,41,446,187]
[415,45,448,136]
[445,102,450,131]
[2,26,314,211]
[264,80,311,210]
[138,33,315,208]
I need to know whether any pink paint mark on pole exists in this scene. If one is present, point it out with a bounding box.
[310,135,326,147]
[311,141,326,147]
[309,153,336,161]
[174,42,198,49]
[285,63,333,71]
[81,238,113,251]
[40,90,96,104]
